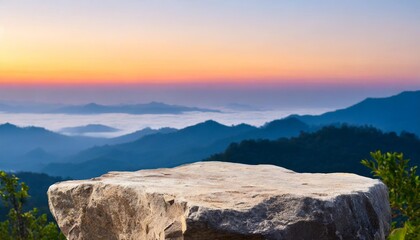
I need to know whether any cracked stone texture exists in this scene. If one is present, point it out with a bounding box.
[48,162,391,240]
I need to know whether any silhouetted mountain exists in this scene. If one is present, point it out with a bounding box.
[43,119,309,179]
[290,91,420,136]
[252,117,311,139]
[15,148,59,164]
[107,127,177,145]
[15,148,57,170]
[0,123,107,171]
[0,123,74,154]
[60,124,120,135]
[50,102,219,115]
[23,148,54,159]
[206,125,420,177]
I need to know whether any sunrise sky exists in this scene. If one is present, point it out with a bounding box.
[0,1,419,108]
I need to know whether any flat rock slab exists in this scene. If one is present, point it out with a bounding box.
[48,162,391,240]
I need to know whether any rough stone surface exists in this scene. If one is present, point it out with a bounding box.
[48,162,391,240]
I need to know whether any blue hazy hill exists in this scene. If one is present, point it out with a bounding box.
[60,124,120,135]
[0,123,106,155]
[3,90,419,179]
[290,90,420,136]
[50,102,219,115]
[0,123,108,171]
[43,118,309,179]
[107,127,177,145]
[0,123,180,171]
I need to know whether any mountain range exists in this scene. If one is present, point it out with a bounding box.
[0,124,175,172]
[290,90,420,136]
[0,90,419,179]
[106,127,177,145]
[60,124,120,135]
[49,102,219,115]
[42,118,310,178]
[0,101,219,115]
[1,90,418,222]
[0,123,107,171]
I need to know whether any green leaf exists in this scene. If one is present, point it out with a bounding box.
[362,151,419,238]
[388,227,407,240]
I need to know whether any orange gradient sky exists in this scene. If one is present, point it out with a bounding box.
[0,1,419,85]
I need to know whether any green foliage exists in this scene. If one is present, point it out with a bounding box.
[0,171,65,240]
[0,172,66,221]
[362,151,419,240]
[388,225,408,240]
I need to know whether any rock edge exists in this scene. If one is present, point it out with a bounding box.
[48,161,391,240]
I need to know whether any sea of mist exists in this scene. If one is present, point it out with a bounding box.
[0,108,330,138]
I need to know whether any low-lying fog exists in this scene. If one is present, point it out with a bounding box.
[0,108,330,138]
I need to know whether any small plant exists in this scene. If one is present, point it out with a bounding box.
[0,171,65,240]
[362,151,419,240]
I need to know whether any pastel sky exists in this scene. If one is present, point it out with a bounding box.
[1,0,419,86]
[0,1,419,110]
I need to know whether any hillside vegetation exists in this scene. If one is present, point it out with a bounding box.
[206,125,420,177]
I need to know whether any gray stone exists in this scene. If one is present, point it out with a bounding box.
[48,162,391,239]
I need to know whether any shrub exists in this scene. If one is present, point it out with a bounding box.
[362,151,419,239]
[0,171,65,240]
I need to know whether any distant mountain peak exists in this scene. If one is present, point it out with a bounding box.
[147,101,166,106]
[190,120,226,129]
[203,119,221,125]
[290,90,420,136]
[398,90,420,95]
[50,102,219,115]
[358,90,420,102]
[264,117,307,129]
[0,122,20,131]
[85,103,102,107]
[0,123,58,135]
[0,122,16,127]
[60,124,120,135]
[236,123,255,128]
